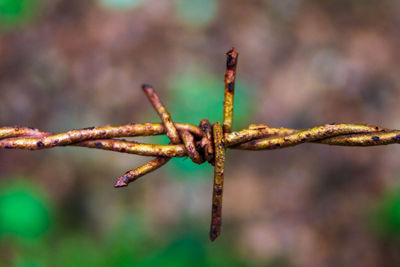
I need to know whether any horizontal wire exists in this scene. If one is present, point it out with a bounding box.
[235,123,392,150]
[0,122,201,149]
[0,123,398,155]
[75,139,187,157]
[319,130,400,146]
[226,123,387,146]
[0,127,52,139]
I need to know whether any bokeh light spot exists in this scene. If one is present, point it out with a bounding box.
[0,0,39,30]
[0,180,51,241]
[98,0,145,10]
[369,185,400,240]
[175,0,218,27]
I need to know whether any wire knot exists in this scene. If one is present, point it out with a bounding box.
[180,119,215,165]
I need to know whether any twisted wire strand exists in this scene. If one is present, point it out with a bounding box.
[1,48,399,241]
[1,123,397,155]
[0,123,201,145]
[234,124,394,149]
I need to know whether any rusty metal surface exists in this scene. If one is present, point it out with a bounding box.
[223,48,238,133]
[210,122,225,242]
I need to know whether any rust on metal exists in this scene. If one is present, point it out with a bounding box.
[115,84,184,187]
[1,48,400,241]
[114,157,171,187]
[180,130,204,164]
[0,122,202,150]
[223,48,238,133]
[78,139,187,157]
[199,119,214,164]
[142,84,181,144]
[210,122,225,242]
[236,124,389,150]
[0,127,51,139]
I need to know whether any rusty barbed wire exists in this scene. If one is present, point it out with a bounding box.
[1,48,400,241]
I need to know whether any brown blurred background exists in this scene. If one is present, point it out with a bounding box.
[1,0,400,266]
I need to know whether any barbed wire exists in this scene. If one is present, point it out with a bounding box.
[1,48,399,241]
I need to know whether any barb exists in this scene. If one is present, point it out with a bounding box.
[114,84,182,187]
[223,48,238,133]
[1,48,399,241]
[142,84,181,144]
[210,122,225,241]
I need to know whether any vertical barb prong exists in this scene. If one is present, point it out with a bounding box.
[223,48,239,133]
[210,122,226,241]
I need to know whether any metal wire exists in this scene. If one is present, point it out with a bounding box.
[1,48,399,241]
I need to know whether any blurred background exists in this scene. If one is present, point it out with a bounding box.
[1,0,400,266]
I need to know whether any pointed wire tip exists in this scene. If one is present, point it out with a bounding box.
[114,179,128,188]
[142,84,153,90]
[226,47,238,56]
[209,234,219,242]
[226,48,238,69]
[209,226,220,242]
